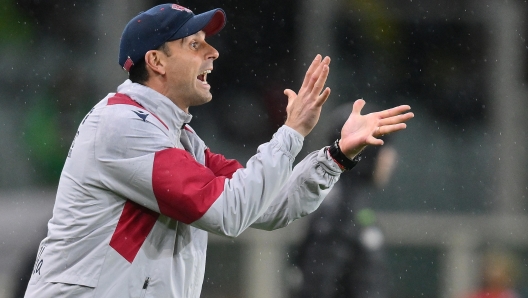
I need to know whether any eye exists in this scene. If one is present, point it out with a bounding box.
[190,41,198,49]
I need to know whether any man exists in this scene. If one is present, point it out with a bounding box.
[24,3,413,298]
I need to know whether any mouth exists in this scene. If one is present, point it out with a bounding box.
[197,70,211,84]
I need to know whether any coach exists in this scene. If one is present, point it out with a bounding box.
[24,3,413,297]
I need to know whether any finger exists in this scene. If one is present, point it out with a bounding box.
[376,105,412,119]
[378,112,414,126]
[366,135,384,146]
[305,57,330,93]
[311,64,330,96]
[351,99,366,115]
[301,55,322,90]
[377,123,407,136]
[321,56,331,67]
[314,87,331,107]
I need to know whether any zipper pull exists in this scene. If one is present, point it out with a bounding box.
[142,277,150,289]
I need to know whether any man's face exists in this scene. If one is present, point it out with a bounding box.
[163,31,219,111]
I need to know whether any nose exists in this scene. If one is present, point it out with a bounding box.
[206,43,219,60]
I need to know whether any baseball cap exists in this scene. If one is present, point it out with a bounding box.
[119,4,226,71]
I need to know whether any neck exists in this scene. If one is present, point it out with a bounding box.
[143,79,190,113]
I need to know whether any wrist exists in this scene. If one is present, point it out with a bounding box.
[328,139,361,171]
[284,122,309,137]
[338,139,365,159]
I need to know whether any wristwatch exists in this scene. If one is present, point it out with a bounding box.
[328,139,362,170]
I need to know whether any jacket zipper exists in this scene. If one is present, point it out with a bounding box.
[140,277,150,298]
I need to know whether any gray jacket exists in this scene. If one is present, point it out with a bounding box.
[26,80,343,297]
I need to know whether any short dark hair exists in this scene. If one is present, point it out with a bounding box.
[128,43,172,84]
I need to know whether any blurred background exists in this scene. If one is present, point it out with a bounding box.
[1,0,528,297]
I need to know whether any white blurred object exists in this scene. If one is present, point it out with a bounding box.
[360,226,385,251]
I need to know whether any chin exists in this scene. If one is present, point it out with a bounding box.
[191,96,212,107]
[202,92,213,103]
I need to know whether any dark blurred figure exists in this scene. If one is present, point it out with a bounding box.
[294,103,397,298]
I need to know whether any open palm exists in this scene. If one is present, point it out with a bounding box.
[339,99,414,158]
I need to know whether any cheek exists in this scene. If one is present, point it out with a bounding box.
[165,55,184,73]
[167,64,191,83]
[165,55,200,85]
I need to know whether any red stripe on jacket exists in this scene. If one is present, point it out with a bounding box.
[108,93,168,129]
[109,200,159,263]
[204,149,243,178]
[152,148,229,224]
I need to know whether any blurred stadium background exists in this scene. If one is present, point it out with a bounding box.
[1,0,528,297]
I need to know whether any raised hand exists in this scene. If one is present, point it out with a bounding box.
[339,99,414,159]
[284,55,332,137]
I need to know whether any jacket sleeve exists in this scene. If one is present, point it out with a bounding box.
[194,131,343,231]
[249,147,343,231]
[204,148,244,178]
[190,126,306,237]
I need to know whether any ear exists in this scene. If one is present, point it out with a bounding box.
[144,50,166,76]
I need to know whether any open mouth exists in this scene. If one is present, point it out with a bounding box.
[197,70,211,84]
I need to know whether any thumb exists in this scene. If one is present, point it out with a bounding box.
[284,89,297,105]
[352,98,366,115]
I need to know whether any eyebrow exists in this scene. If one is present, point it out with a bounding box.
[180,31,206,45]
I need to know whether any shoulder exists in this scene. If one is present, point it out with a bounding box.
[101,94,168,134]
[94,94,173,157]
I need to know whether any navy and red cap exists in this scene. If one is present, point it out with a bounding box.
[119,4,226,72]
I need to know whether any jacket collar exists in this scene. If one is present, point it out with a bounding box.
[116,80,193,132]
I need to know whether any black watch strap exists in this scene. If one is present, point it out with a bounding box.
[328,139,361,170]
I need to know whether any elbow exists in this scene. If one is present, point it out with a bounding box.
[218,226,246,238]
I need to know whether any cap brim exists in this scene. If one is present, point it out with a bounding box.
[200,9,226,37]
[170,8,226,40]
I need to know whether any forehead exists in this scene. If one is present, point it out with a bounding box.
[165,30,206,52]
[181,30,206,42]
